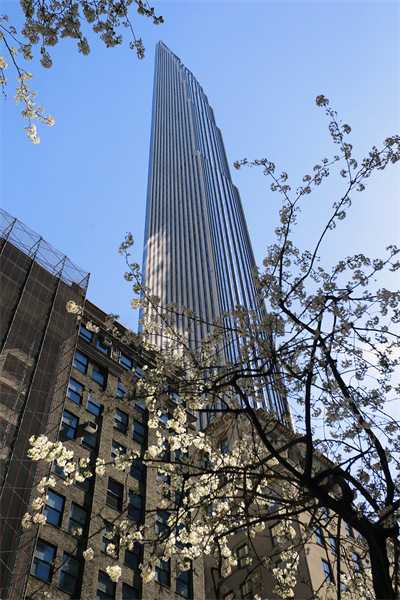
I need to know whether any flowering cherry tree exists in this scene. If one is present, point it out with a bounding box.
[0,0,163,142]
[24,98,399,599]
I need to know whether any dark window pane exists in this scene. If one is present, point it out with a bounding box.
[128,491,142,521]
[68,503,87,537]
[117,379,126,397]
[132,420,146,445]
[92,363,107,387]
[124,543,141,570]
[31,539,56,581]
[156,511,169,534]
[120,353,132,370]
[97,338,110,355]
[176,568,191,598]
[44,490,64,527]
[122,583,139,600]
[67,378,83,404]
[60,410,78,439]
[96,571,116,600]
[115,408,128,433]
[79,325,93,342]
[74,351,88,373]
[111,440,126,462]
[59,553,81,596]
[155,559,170,587]
[82,429,98,451]
[130,459,144,481]
[106,478,123,511]
[87,394,102,416]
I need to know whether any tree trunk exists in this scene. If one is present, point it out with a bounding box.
[368,530,396,600]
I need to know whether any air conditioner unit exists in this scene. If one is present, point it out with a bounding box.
[103,337,112,347]
[85,421,98,434]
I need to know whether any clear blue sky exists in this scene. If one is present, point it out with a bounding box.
[1,1,399,329]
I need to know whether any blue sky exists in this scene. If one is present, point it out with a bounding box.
[1,1,399,329]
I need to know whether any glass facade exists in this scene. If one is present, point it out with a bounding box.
[143,42,292,426]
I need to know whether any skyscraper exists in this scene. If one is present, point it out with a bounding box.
[143,42,292,425]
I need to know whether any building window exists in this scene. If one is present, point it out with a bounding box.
[117,379,126,397]
[132,420,146,446]
[124,543,141,570]
[92,362,107,387]
[97,338,110,355]
[159,412,169,427]
[270,524,280,547]
[74,351,88,373]
[315,527,324,545]
[344,522,354,537]
[220,438,229,455]
[241,581,253,599]
[322,558,334,582]
[135,365,145,379]
[75,462,92,492]
[122,583,139,600]
[134,399,146,412]
[60,410,78,439]
[44,490,64,527]
[155,559,170,587]
[79,324,93,342]
[106,478,123,511]
[68,503,87,538]
[31,539,56,581]
[101,525,119,557]
[353,552,363,571]
[96,570,116,600]
[130,459,144,481]
[58,553,81,596]
[156,510,169,534]
[52,461,66,480]
[128,491,142,521]
[176,567,191,598]
[67,378,83,404]
[87,394,102,416]
[114,408,128,433]
[237,544,249,568]
[120,353,132,370]
[329,535,337,554]
[82,428,98,452]
[111,440,126,462]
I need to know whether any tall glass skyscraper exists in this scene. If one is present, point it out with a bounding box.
[143,42,292,425]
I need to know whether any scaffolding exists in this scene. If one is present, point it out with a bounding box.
[0,208,89,599]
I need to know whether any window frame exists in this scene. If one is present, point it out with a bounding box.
[87,393,102,416]
[74,350,88,374]
[79,324,93,342]
[132,420,146,446]
[106,478,123,511]
[176,566,192,598]
[58,552,81,597]
[31,539,56,582]
[155,558,171,587]
[96,570,116,600]
[236,543,249,568]
[128,490,143,521]
[67,503,87,538]
[120,353,133,370]
[114,408,128,433]
[60,409,79,439]
[44,489,65,527]
[322,558,334,583]
[91,362,107,387]
[67,378,83,405]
